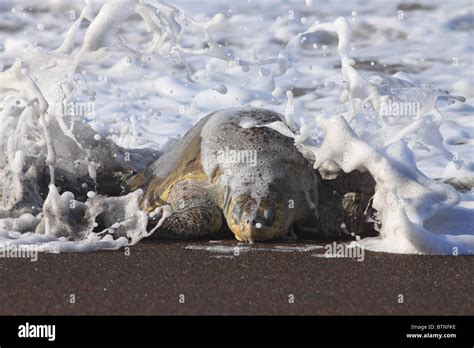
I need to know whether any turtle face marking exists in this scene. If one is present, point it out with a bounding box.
[225,190,289,242]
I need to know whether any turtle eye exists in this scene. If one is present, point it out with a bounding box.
[263,207,275,224]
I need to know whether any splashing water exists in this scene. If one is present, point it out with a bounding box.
[0,0,472,254]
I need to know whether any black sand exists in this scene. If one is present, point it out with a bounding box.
[0,240,472,315]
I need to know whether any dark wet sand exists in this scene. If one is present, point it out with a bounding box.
[0,240,472,315]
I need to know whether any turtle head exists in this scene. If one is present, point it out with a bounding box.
[225,188,291,242]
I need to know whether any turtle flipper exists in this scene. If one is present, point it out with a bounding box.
[318,170,377,238]
[147,199,223,240]
[298,170,377,239]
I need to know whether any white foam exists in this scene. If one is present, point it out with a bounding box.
[0,1,472,254]
[185,243,323,255]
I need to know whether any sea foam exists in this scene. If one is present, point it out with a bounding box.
[0,0,472,254]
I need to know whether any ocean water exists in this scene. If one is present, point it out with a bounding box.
[0,0,472,254]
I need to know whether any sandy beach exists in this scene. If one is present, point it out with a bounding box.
[1,239,472,315]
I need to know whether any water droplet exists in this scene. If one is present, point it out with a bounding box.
[213,84,228,94]
[259,67,271,77]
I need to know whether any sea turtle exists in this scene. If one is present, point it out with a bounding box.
[128,107,376,242]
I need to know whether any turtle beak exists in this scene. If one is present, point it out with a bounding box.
[227,217,259,243]
[226,196,284,242]
[240,217,277,242]
[240,220,260,243]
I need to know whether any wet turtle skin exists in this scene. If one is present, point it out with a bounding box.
[129,107,377,242]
